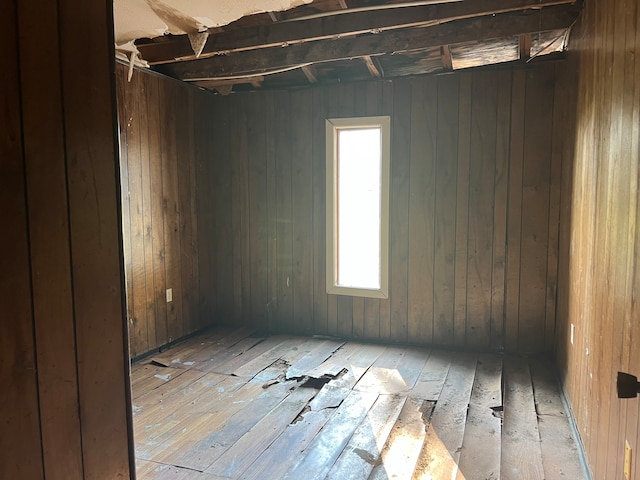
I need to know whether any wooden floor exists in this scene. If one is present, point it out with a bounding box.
[131,327,587,480]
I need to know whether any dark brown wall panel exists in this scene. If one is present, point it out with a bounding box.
[556,0,640,477]
[204,65,564,354]
[2,0,133,477]
[116,64,213,357]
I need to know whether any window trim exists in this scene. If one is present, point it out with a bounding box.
[325,116,390,299]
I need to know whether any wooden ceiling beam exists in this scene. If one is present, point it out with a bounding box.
[519,33,532,59]
[363,55,382,77]
[159,4,580,81]
[301,65,318,83]
[137,0,577,64]
[441,45,452,69]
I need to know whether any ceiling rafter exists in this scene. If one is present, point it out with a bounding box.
[158,4,580,81]
[137,0,576,65]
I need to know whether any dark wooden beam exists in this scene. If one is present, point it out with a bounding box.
[159,4,580,80]
[301,65,319,83]
[441,45,453,69]
[137,0,576,64]
[363,55,382,77]
[519,33,532,59]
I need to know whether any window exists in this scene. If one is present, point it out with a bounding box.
[326,116,390,299]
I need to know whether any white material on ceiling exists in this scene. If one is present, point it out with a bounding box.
[113,0,313,45]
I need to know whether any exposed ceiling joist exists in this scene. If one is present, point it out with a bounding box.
[301,65,319,83]
[137,0,576,65]
[363,55,382,77]
[519,33,532,59]
[441,45,453,69]
[159,4,580,81]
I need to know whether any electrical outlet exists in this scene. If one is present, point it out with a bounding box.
[570,323,575,345]
[166,288,173,303]
[625,440,632,480]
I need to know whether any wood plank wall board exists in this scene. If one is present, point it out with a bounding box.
[518,66,554,354]
[231,93,250,325]
[200,65,563,354]
[389,78,412,344]
[378,81,395,343]
[490,70,511,352]
[117,65,217,356]
[125,68,150,354]
[554,0,640,477]
[3,0,135,476]
[433,74,459,347]
[275,90,295,332]
[408,76,437,346]
[176,83,198,336]
[161,81,185,343]
[505,69,526,353]
[215,97,235,323]
[291,89,315,336]
[312,86,329,335]
[453,72,472,348]
[1,3,44,477]
[57,1,132,477]
[147,74,169,347]
[16,0,85,477]
[467,71,498,350]
[247,93,269,329]
[265,90,279,332]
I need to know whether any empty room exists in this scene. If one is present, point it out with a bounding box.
[3,0,640,479]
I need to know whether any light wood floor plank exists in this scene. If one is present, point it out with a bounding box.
[326,393,407,480]
[501,356,545,480]
[282,389,379,480]
[131,327,587,480]
[412,353,477,479]
[457,354,503,480]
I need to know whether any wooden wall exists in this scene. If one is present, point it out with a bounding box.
[556,0,640,477]
[1,0,133,478]
[203,64,565,354]
[116,64,214,357]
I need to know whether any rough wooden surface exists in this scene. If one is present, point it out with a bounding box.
[190,64,566,355]
[133,327,587,479]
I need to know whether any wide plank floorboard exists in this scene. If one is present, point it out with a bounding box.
[132,327,587,480]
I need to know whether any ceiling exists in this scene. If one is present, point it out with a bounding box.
[116,0,582,95]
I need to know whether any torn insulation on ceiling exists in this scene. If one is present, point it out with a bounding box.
[113,0,314,66]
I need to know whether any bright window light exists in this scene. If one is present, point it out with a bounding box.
[326,116,390,298]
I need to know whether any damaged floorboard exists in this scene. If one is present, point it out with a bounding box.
[132,327,586,479]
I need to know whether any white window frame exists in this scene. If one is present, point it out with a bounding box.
[325,116,390,299]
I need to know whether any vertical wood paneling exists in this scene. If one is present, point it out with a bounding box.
[275,90,294,332]
[491,70,511,351]
[17,0,84,476]
[209,65,562,354]
[505,70,526,351]
[389,79,412,344]
[555,0,640,477]
[116,65,212,356]
[454,73,473,348]
[467,72,498,349]
[231,94,250,325]
[519,66,554,353]
[248,93,269,329]
[291,89,314,335]
[4,0,134,473]
[312,87,329,335]
[433,74,459,347]
[1,3,44,477]
[147,75,169,347]
[408,76,436,346]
